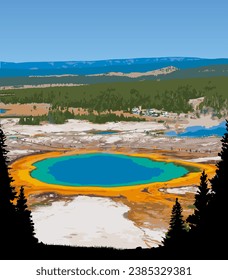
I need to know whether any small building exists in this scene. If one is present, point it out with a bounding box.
[132,107,141,115]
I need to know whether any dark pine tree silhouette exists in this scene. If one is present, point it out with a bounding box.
[185,170,212,254]
[207,119,228,251]
[210,120,228,197]
[0,126,38,257]
[0,127,18,249]
[162,198,186,249]
[16,187,38,246]
[158,121,228,259]
[187,170,211,232]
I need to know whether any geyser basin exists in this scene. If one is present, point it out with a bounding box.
[31,153,189,187]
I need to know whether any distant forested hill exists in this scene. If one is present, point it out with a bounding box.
[1,77,228,117]
[1,57,228,77]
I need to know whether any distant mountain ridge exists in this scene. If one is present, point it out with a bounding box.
[1,57,228,77]
[1,65,228,88]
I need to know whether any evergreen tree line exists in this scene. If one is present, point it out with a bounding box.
[0,128,38,256]
[2,78,228,115]
[163,119,228,258]
[18,108,146,125]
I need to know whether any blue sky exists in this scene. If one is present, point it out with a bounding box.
[1,0,227,62]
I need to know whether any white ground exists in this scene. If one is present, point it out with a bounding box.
[32,196,165,249]
[185,156,220,163]
[0,118,165,136]
[1,118,222,163]
[8,149,35,157]
[159,186,198,195]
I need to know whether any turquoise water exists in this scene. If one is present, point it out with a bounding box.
[0,109,7,114]
[31,153,189,187]
[96,131,118,135]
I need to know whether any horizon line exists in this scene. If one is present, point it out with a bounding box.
[1,56,228,64]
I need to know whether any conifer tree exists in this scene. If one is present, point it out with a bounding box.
[187,170,211,231]
[207,120,228,250]
[163,198,186,248]
[0,126,38,254]
[0,127,17,247]
[161,121,228,257]
[210,120,228,198]
[16,187,38,246]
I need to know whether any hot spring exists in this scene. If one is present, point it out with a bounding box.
[31,153,190,187]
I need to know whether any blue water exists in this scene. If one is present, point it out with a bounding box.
[166,121,226,138]
[31,153,189,187]
[96,131,118,135]
[0,109,6,113]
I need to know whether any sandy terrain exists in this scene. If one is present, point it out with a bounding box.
[184,114,221,128]
[87,66,178,78]
[0,102,50,116]
[188,97,204,111]
[0,83,85,90]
